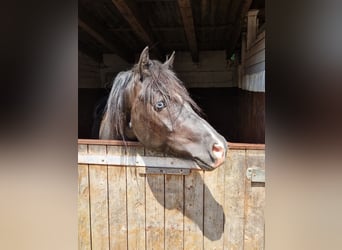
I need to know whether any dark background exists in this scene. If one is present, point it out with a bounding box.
[78,87,265,143]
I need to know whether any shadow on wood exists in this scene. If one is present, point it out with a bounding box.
[146,171,225,241]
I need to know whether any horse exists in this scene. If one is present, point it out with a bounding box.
[99,46,227,170]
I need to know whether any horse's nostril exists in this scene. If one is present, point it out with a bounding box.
[212,143,225,168]
[213,144,224,154]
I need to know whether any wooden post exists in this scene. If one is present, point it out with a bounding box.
[239,32,247,89]
[246,10,259,50]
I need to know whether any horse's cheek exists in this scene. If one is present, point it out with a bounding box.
[131,108,149,140]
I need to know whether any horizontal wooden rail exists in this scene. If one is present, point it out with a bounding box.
[78,154,200,170]
[78,139,265,150]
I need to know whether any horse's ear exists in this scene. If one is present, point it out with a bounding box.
[138,46,150,75]
[164,51,175,69]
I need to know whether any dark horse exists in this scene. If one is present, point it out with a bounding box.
[99,47,227,170]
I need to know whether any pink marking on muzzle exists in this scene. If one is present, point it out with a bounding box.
[212,144,226,168]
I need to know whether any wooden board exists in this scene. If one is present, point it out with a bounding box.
[88,144,109,250]
[203,161,225,248]
[223,150,247,250]
[244,150,265,250]
[126,146,146,249]
[165,174,184,249]
[107,145,127,250]
[78,163,91,250]
[184,171,204,250]
[78,142,265,250]
[145,149,165,250]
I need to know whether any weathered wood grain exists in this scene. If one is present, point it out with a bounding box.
[177,0,198,62]
[78,142,266,250]
[203,164,225,249]
[145,149,165,250]
[78,164,91,250]
[88,145,109,250]
[184,171,204,250]
[244,150,265,250]
[126,146,146,249]
[223,150,246,250]
[165,175,184,250]
[107,146,127,250]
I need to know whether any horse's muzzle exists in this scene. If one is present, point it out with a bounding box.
[211,143,226,168]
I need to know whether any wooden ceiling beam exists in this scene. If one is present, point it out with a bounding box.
[111,0,163,59]
[109,25,232,32]
[78,17,134,63]
[225,0,253,59]
[177,0,199,62]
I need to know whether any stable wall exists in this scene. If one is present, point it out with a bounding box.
[100,50,235,88]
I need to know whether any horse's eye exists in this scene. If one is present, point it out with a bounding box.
[154,101,166,111]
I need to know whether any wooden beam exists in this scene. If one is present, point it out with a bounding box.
[78,139,265,150]
[225,0,253,59]
[111,0,163,59]
[78,18,133,63]
[109,25,231,32]
[177,0,199,62]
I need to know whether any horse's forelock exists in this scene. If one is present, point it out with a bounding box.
[139,64,201,114]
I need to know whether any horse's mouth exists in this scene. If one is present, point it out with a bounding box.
[193,157,216,171]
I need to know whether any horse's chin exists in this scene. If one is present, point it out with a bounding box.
[193,157,216,171]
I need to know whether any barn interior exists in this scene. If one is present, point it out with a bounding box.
[78,0,265,143]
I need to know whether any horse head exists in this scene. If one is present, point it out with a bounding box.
[100,46,227,170]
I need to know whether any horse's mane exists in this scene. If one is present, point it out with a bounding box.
[103,60,201,139]
[104,70,133,139]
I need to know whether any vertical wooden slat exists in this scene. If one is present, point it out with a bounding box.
[89,145,109,250]
[244,150,265,250]
[78,144,91,250]
[203,165,225,249]
[184,171,204,250]
[78,164,92,250]
[165,175,184,250]
[107,146,127,250]
[145,149,165,250]
[223,150,247,250]
[126,146,146,249]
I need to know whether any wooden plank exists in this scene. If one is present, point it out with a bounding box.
[111,0,163,59]
[177,71,233,84]
[247,37,265,60]
[245,62,265,75]
[78,163,91,250]
[78,139,265,150]
[203,164,225,248]
[145,149,165,250]
[223,150,246,250]
[225,0,253,58]
[177,0,198,62]
[126,146,146,249]
[78,154,198,169]
[245,50,265,68]
[246,10,259,50]
[88,145,109,250]
[107,145,128,250]
[184,171,204,250]
[244,150,265,250]
[165,175,184,250]
[78,143,88,155]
